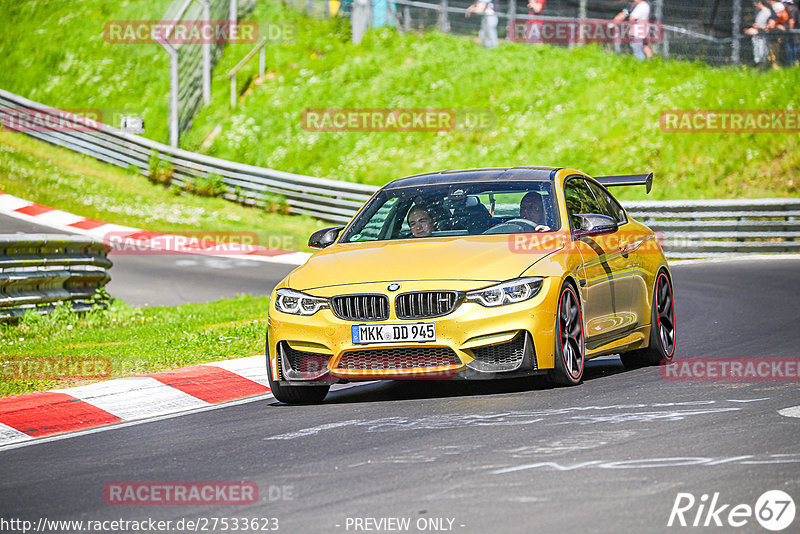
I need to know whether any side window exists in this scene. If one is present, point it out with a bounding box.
[587,181,627,224]
[347,197,399,242]
[564,178,602,230]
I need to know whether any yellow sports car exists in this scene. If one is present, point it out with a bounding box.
[266,167,676,404]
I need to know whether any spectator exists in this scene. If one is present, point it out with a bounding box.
[613,0,653,60]
[466,0,498,49]
[746,0,773,67]
[767,0,788,67]
[525,0,546,44]
[785,0,800,65]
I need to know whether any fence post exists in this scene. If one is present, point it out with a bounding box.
[732,0,742,65]
[507,0,516,41]
[168,49,179,147]
[578,0,586,19]
[200,0,211,105]
[653,0,665,57]
[440,0,450,33]
[352,0,370,43]
[404,5,411,32]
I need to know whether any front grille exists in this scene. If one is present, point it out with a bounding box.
[281,342,331,379]
[331,294,389,321]
[468,334,527,372]
[336,347,460,371]
[395,291,461,319]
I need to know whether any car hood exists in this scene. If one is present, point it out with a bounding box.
[288,234,562,291]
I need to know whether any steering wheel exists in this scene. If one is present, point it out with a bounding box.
[483,219,550,234]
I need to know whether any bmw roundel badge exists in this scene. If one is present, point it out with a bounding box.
[387,283,401,292]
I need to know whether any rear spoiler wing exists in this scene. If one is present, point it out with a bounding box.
[594,172,653,194]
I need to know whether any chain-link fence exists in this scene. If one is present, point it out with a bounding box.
[159,0,257,146]
[322,0,799,67]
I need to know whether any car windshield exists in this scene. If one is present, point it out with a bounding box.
[340,180,560,243]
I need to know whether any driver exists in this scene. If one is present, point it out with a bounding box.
[519,192,551,232]
[407,206,434,237]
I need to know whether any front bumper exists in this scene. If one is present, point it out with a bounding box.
[267,278,560,384]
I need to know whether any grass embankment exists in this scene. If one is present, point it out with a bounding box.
[0,295,270,397]
[0,0,175,143]
[182,3,800,201]
[2,1,798,203]
[0,132,325,252]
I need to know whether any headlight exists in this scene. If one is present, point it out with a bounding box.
[465,277,543,307]
[274,288,329,315]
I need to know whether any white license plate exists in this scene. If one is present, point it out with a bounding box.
[352,323,436,344]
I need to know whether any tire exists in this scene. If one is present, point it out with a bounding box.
[620,270,676,369]
[266,337,330,404]
[549,281,585,386]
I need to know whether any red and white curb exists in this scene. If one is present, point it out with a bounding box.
[0,192,312,266]
[0,355,273,448]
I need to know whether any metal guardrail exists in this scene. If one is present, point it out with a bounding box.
[1,89,797,258]
[625,198,800,258]
[0,88,378,224]
[0,235,112,320]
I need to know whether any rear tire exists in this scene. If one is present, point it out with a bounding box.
[549,282,585,386]
[266,338,329,404]
[620,270,676,369]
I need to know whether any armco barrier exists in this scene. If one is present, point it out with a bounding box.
[625,198,800,258]
[1,89,797,258]
[0,235,112,321]
[0,89,378,224]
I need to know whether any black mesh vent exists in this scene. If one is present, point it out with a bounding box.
[468,334,527,372]
[336,346,460,371]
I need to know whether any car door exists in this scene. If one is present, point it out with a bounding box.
[564,177,628,345]
[586,180,651,331]
[585,179,642,333]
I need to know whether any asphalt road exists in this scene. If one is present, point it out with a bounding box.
[1,258,799,533]
[0,213,296,306]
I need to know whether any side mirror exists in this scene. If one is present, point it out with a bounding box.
[573,214,618,236]
[308,226,345,249]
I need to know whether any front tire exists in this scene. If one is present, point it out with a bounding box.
[266,339,329,404]
[620,270,676,369]
[549,282,585,386]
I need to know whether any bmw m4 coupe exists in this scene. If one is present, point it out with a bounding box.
[266,167,676,404]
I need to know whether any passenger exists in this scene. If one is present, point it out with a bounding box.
[407,206,434,237]
[519,192,551,232]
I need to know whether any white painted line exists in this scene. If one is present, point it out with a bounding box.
[202,355,269,388]
[0,422,32,446]
[778,405,800,418]
[672,254,800,266]
[0,392,274,453]
[52,376,210,421]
